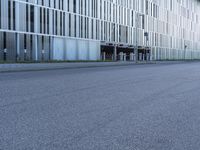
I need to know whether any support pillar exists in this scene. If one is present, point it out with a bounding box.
[33,35,38,61]
[130,53,134,61]
[103,52,106,61]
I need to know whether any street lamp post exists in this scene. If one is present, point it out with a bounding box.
[135,13,144,63]
[144,32,149,61]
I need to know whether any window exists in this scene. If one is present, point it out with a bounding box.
[30,5,34,32]
[73,0,76,13]
[8,0,11,29]
[13,1,16,30]
[0,0,1,29]
[40,8,42,33]
[24,35,27,50]
[3,33,6,49]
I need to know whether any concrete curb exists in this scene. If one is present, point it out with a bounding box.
[0,60,199,73]
[0,62,157,73]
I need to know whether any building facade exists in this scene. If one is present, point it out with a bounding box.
[0,0,200,62]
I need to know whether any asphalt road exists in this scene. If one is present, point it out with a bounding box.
[1,62,200,150]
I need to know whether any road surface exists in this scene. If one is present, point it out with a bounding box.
[1,62,200,150]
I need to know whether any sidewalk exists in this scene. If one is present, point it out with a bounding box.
[0,61,147,73]
[0,60,197,73]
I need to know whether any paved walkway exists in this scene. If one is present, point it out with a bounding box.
[0,61,149,73]
[0,61,197,73]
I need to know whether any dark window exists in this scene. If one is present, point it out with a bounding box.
[0,0,1,28]
[8,0,11,29]
[3,32,6,60]
[74,15,76,37]
[55,11,57,35]
[63,13,65,36]
[80,16,83,38]
[85,17,87,38]
[69,14,71,36]
[60,12,62,35]
[47,9,49,34]
[52,11,54,34]
[73,0,76,13]
[26,3,29,32]
[91,19,93,39]
[43,8,46,33]
[24,35,27,49]
[30,5,34,32]
[13,1,16,30]
[142,15,145,29]
[67,0,70,11]
[40,8,42,33]
[3,32,6,49]
[62,0,64,10]
[59,0,60,9]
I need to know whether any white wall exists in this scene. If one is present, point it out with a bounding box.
[77,40,89,60]
[89,41,101,60]
[66,39,77,60]
[53,37,100,61]
[53,37,65,60]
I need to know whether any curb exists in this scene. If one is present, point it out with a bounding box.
[0,60,199,73]
[0,62,157,73]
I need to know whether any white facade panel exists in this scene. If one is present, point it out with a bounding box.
[77,40,89,60]
[89,41,101,60]
[66,39,77,60]
[53,37,64,60]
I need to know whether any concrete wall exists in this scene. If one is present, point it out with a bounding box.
[53,37,100,61]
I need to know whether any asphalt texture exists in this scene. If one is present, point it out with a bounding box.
[1,62,200,150]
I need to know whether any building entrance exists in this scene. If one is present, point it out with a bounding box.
[101,44,115,61]
[138,47,151,61]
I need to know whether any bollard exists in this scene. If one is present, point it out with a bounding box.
[146,53,150,61]
[119,52,123,61]
[123,53,127,61]
[103,52,106,61]
[134,54,136,61]
[139,53,142,61]
[130,53,134,61]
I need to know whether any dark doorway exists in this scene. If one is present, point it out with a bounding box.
[117,47,134,61]
[138,47,151,61]
[101,45,114,61]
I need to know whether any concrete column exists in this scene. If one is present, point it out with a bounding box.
[34,35,38,61]
[142,54,145,61]
[123,53,127,61]
[139,53,142,61]
[103,52,106,61]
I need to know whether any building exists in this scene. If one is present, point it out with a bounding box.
[1,0,200,62]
